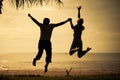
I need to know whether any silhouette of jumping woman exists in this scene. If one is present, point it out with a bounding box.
[28,14,70,72]
[69,6,91,58]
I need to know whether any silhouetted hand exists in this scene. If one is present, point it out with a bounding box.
[68,18,72,21]
[77,6,81,10]
[69,18,72,21]
[28,13,31,17]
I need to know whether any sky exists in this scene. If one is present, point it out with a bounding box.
[0,0,120,53]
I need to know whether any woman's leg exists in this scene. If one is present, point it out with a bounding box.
[69,40,78,55]
[77,41,83,58]
[78,47,91,58]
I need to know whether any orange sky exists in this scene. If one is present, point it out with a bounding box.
[0,0,120,53]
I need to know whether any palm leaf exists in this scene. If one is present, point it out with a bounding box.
[10,0,63,9]
[0,0,3,14]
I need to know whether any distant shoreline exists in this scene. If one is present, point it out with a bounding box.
[0,53,120,76]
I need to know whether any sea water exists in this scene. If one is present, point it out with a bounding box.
[0,53,120,71]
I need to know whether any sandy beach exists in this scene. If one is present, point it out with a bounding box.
[0,69,120,77]
[0,53,120,80]
[0,70,120,80]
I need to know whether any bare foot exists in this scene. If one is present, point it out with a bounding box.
[86,47,92,52]
[32,58,36,66]
[44,65,48,73]
[77,47,91,58]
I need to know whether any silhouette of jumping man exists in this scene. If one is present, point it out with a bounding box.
[28,14,70,72]
[69,6,91,58]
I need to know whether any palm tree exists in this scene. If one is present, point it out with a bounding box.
[0,0,63,14]
[0,0,3,14]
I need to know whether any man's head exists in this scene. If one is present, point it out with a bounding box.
[43,18,50,24]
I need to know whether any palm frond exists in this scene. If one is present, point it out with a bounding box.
[10,0,63,9]
[0,0,3,14]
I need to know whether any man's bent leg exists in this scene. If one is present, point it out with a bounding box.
[33,48,44,66]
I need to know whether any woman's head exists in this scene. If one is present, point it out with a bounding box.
[77,18,84,25]
[43,18,50,24]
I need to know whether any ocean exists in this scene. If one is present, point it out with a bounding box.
[0,52,120,72]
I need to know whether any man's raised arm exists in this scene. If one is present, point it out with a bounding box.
[52,18,70,27]
[28,14,42,26]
